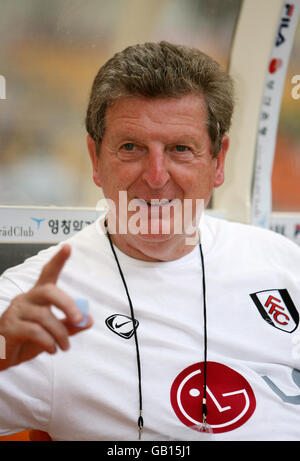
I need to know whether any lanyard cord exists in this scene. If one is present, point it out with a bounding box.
[104,219,144,440]
[104,219,208,437]
[199,242,208,425]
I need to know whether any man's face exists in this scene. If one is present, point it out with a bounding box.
[88,94,229,256]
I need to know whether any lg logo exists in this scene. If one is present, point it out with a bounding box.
[171,360,300,434]
[170,362,256,434]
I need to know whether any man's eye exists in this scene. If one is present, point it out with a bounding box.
[117,143,145,161]
[175,145,189,152]
[167,145,194,162]
[121,143,135,151]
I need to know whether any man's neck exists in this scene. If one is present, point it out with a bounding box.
[103,220,199,262]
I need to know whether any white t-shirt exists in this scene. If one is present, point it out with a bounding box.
[0,215,299,441]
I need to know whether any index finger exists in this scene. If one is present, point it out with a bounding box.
[36,244,72,286]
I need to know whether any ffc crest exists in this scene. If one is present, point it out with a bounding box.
[250,289,299,333]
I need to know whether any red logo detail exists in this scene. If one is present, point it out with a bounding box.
[269,58,283,74]
[170,362,256,434]
[264,295,290,325]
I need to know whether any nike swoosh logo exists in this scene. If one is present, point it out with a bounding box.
[114,320,132,329]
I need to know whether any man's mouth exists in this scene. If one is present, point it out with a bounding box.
[135,198,175,207]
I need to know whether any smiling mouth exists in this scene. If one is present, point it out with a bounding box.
[135,198,175,207]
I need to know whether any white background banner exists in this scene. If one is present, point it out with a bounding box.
[251,1,300,228]
[0,207,104,243]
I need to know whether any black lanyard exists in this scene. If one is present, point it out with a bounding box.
[104,218,209,439]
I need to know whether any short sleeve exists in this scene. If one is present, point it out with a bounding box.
[0,350,53,435]
[0,248,58,435]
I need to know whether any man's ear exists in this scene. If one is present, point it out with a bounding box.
[213,135,229,188]
[87,134,102,188]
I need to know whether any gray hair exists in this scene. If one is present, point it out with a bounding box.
[85,41,234,157]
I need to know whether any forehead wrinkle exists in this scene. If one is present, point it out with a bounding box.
[107,112,201,128]
[104,94,210,147]
[106,94,208,121]
[106,115,207,144]
[145,101,207,127]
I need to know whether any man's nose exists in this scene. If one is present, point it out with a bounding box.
[142,148,170,189]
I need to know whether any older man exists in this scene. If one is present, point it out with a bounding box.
[0,42,299,441]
